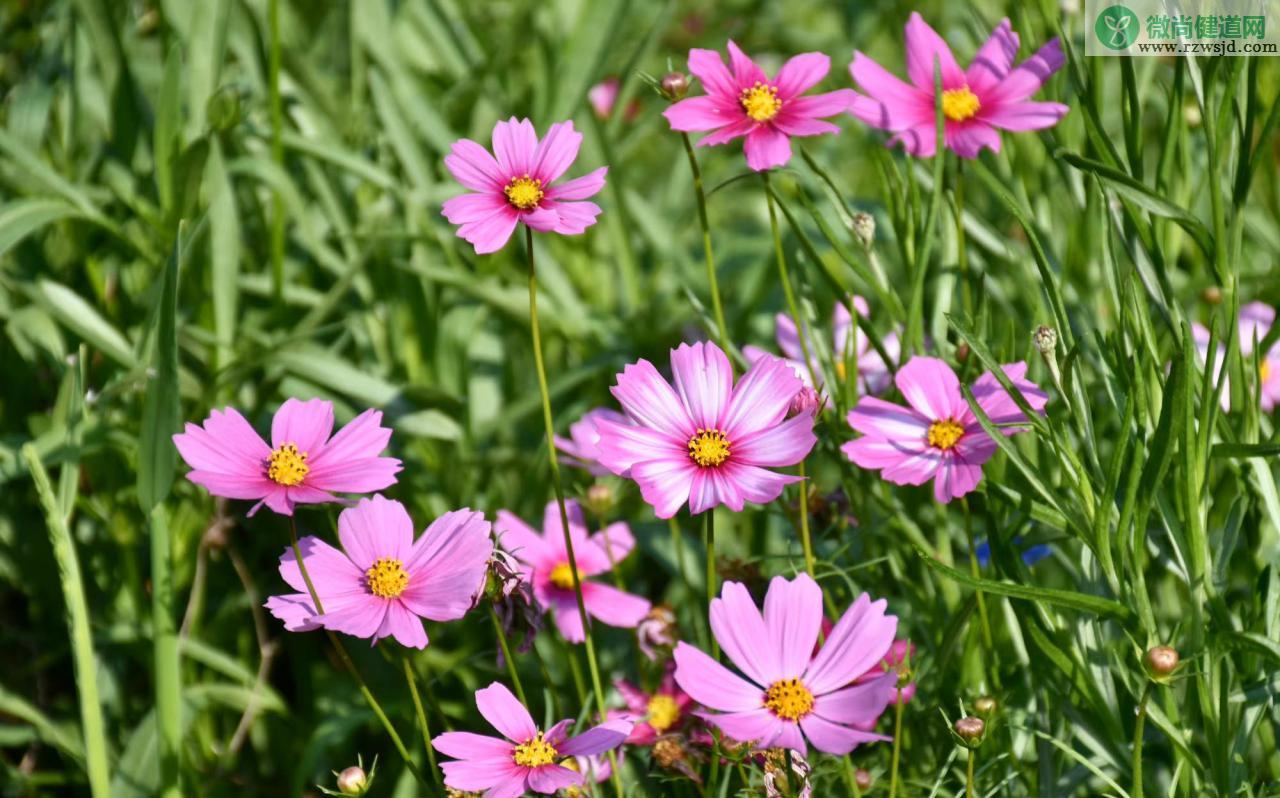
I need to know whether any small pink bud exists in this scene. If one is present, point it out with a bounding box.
[789,386,820,417]
[974,695,998,715]
[954,716,985,744]
[855,768,872,790]
[337,766,366,795]
[661,72,690,101]
[1144,645,1180,680]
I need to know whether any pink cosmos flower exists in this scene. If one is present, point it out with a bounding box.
[848,14,1067,158]
[432,682,632,798]
[589,78,620,118]
[673,573,899,754]
[664,42,856,171]
[442,117,607,254]
[1194,302,1280,412]
[497,500,650,643]
[614,672,695,745]
[744,296,900,399]
[595,341,818,518]
[842,356,1048,503]
[556,408,628,476]
[265,495,492,648]
[173,398,401,517]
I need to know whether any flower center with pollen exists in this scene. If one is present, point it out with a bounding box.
[740,82,782,122]
[512,733,558,768]
[1261,360,1272,385]
[504,174,544,210]
[549,562,581,590]
[688,429,731,468]
[267,443,309,486]
[647,694,681,733]
[763,678,814,722]
[365,558,409,599]
[941,87,981,122]
[927,419,965,450]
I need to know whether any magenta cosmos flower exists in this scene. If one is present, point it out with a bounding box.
[265,495,491,648]
[614,672,695,745]
[442,117,607,254]
[842,356,1048,503]
[848,14,1067,158]
[1194,302,1280,412]
[173,398,401,516]
[664,42,855,171]
[432,682,632,797]
[555,407,627,476]
[595,341,817,518]
[673,573,899,754]
[745,296,900,399]
[497,499,650,643]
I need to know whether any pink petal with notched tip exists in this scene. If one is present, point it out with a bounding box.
[762,573,824,676]
[672,641,766,711]
[966,19,1020,94]
[531,120,582,184]
[743,125,793,171]
[710,581,781,685]
[475,682,538,742]
[774,52,831,99]
[271,397,333,454]
[492,117,538,176]
[904,12,966,89]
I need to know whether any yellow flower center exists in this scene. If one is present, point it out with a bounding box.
[504,174,544,210]
[941,87,981,122]
[512,733,558,768]
[1261,359,1271,385]
[835,359,848,383]
[365,557,409,599]
[647,694,681,733]
[267,443,309,486]
[927,419,965,451]
[740,82,782,122]
[763,678,814,722]
[549,562,581,590]
[687,428,731,468]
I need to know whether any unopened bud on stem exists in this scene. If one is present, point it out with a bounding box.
[851,212,876,249]
[954,715,985,746]
[1144,645,1179,681]
[661,72,690,101]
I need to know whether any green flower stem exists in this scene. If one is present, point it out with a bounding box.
[966,746,976,798]
[954,158,972,318]
[1132,682,1152,798]
[888,682,905,798]
[401,657,442,791]
[267,0,285,304]
[763,172,816,577]
[962,499,998,690]
[487,604,529,707]
[24,446,111,798]
[149,505,182,798]
[704,510,719,660]
[680,132,731,354]
[524,226,622,798]
[286,518,429,788]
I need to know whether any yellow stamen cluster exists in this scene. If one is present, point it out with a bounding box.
[647,694,681,733]
[267,443,309,486]
[941,87,981,122]
[763,678,815,721]
[1261,359,1272,385]
[687,429,731,468]
[365,557,410,599]
[927,419,965,451]
[740,82,782,122]
[512,733,558,768]
[549,562,581,591]
[504,174,544,210]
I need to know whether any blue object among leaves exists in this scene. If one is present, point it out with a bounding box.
[975,537,1053,568]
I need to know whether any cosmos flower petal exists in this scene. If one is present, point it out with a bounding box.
[558,718,633,757]
[442,191,509,225]
[378,601,428,649]
[848,55,932,132]
[432,731,514,761]
[904,12,966,89]
[687,47,739,99]
[672,641,766,712]
[812,672,898,725]
[711,581,783,684]
[492,117,538,176]
[546,166,607,201]
[895,356,962,420]
[971,361,1049,426]
[553,601,587,643]
[702,709,783,748]
[444,139,506,192]
[720,462,802,505]
[743,125,793,171]
[947,121,1002,158]
[966,18,1020,94]
[526,765,581,793]
[774,52,831,99]
[986,38,1065,105]
[338,495,413,571]
[172,407,272,476]
[277,535,365,597]
[799,715,890,755]
[763,573,824,677]
[726,40,768,87]
[583,582,651,628]
[722,355,803,438]
[475,682,538,742]
[264,593,321,632]
[458,206,520,254]
[847,396,932,440]
[531,120,583,184]
[732,413,816,467]
[933,455,985,502]
[631,457,699,519]
[611,359,697,437]
[804,594,897,694]
[664,96,737,131]
[671,341,734,430]
[271,397,334,454]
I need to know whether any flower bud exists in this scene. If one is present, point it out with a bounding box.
[851,212,876,249]
[336,766,367,795]
[789,386,820,417]
[855,769,872,790]
[1144,645,1179,681]
[955,342,970,363]
[637,605,678,661]
[954,715,985,745]
[584,482,616,517]
[1202,285,1222,305]
[1033,325,1057,356]
[661,72,690,101]
[973,695,998,715]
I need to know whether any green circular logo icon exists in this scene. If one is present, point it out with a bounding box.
[1095,5,1140,50]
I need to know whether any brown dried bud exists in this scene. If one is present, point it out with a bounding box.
[661,72,690,101]
[1144,645,1180,680]
[973,695,998,715]
[1033,325,1057,355]
[954,715,985,743]
[584,482,615,517]
[955,342,971,363]
[851,212,876,249]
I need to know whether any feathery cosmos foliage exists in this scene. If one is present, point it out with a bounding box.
[4,2,1280,797]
